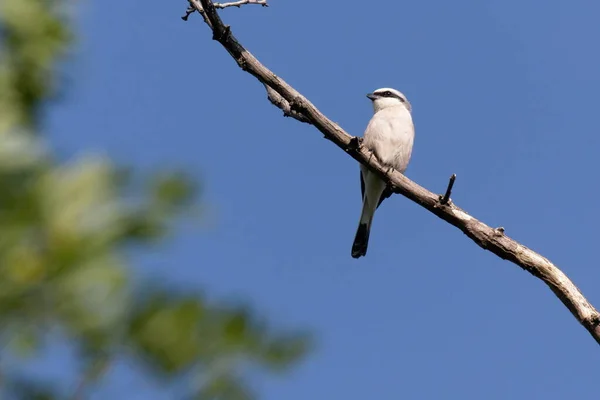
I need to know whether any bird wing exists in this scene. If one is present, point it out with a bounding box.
[360,169,392,208]
[378,186,393,208]
[360,170,365,199]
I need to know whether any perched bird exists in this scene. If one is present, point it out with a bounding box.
[351,88,415,258]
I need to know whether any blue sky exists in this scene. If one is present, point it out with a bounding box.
[46,0,600,398]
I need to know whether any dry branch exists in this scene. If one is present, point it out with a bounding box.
[214,0,268,9]
[184,0,600,345]
[183,0,267,20]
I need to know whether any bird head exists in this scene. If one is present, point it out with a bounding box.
[367,88,411,113]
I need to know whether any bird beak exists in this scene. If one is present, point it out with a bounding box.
[366,92,377,100]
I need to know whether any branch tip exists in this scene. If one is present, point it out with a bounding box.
[181,5,195,21]
[214,0,269,9]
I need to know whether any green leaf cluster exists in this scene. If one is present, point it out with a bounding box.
[0,1,310,398]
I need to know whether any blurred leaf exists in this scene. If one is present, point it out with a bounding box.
[5,375,59,400]
[57,256,129,344]
[0,0,72,128]
[260,333,311,372]
[41,155,123,256]
[0,0,310,398]
[6,324,41,357]
[120,210,167,242]
[195,374,254,400]
[0,130,47,169]
[129,293,205,375]
[150,171,197,212]
[223,310,250,344]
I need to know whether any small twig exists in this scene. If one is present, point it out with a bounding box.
[439,173,456,205]
[215,0,269,9]
[264,84,311,124]
[185,0,213,27]
[181,5,195,20]
[182,0,267,20]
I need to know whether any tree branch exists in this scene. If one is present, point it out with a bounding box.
[214,0,268,9]
[185,0,600,345]
[182,0,267,21]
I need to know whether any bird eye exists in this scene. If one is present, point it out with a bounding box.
[384,91,392,96]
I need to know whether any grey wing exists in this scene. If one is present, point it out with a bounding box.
[359,109,408,207]
[378,185,393,208]
[360,170,365,199]
[359,170,392,208]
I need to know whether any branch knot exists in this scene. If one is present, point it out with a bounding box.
[347,136,362,152]
[212,24,231,42]
[289,97,306,113]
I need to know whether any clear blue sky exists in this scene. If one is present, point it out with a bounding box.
[46,0,600,398]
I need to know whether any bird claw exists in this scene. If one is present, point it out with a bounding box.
[385,165,395,178]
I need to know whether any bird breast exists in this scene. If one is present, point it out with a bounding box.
[362,106,414,173]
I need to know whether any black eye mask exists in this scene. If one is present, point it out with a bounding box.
[377,91,405,102]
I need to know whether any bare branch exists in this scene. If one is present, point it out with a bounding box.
[183,0,267,20]
[182,2,211,26]
[186,0,297,124]
[182,6,195,21]
[190,0,600,345]
[215,0,268,9]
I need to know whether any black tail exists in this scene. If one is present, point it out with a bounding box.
[351,223,371,259]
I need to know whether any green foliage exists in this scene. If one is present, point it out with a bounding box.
[0,1,310,398]
[0,0,71,129]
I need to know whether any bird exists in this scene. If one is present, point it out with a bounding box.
[351,87,415,259]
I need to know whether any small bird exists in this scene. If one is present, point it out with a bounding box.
[351,87,415,258]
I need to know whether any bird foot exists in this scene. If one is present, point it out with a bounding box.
[385,165,395,178]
